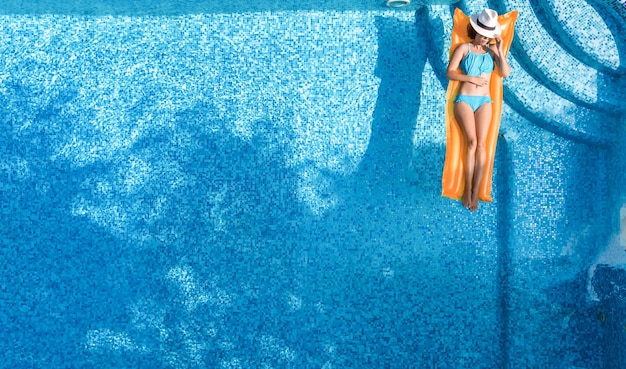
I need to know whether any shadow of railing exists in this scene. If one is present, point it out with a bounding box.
[494,134,511,369]
[358,13,426,189]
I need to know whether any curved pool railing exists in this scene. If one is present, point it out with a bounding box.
[535,0,624,73]
[426,0,624,146]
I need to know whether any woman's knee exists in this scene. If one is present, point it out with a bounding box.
[466,137,478,151]
[474,141,487,163]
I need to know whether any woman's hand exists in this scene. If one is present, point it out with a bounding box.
[472,75,489,87]
[494,34,504,54]
[491,34,511,78]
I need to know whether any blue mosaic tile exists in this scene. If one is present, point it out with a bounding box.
[544,0,621,71]
[0,2,624,369]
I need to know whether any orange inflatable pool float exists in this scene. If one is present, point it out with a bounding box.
[441,8,518,203]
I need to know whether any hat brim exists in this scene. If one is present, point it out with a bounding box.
[469,15,502,38]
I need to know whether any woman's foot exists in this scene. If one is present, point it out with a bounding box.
[469,189,479,211]
[462,188,472,209]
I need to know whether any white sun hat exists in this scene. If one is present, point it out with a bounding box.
[469,8,502,38]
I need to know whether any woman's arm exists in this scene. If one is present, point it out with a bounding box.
[491,36,510,77]
[446,44,488,87]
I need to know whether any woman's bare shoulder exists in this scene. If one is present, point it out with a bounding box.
[451,43,469,58]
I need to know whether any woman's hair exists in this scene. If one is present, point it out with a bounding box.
[467,24,478,39]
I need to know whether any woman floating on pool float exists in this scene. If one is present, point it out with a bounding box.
[442,8,518,211]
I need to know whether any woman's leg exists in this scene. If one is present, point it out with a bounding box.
[469,103,492,210]
[453,102,477,209]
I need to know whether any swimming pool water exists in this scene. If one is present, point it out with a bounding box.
[1,0,625,368]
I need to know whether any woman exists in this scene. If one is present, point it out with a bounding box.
[446,8,510,211]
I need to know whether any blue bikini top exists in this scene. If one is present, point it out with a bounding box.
[459,43,494,77]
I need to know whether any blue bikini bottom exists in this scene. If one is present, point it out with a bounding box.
[454,95,492,112]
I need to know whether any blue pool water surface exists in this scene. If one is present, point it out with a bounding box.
[1,0,625,368]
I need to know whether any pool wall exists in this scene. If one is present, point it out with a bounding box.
[0,1,624,368]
